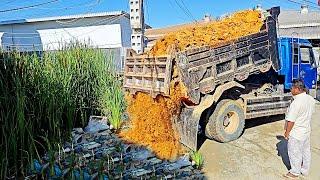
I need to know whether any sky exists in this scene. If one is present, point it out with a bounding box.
[0,0,319,28]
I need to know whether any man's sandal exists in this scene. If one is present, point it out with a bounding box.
[283,172,299,179]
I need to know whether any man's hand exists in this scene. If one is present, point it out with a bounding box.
[284,120,295,140]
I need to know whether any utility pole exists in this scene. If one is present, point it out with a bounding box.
[129,0,145,54]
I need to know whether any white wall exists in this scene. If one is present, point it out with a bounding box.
[38,24,122,51]
[0,15,130,52]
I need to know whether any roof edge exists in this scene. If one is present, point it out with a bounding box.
[0,11,129,26]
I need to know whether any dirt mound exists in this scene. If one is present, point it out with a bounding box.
[120,82,187,160]
[150,10,263,56]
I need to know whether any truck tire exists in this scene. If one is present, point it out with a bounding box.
[205,99,245,142]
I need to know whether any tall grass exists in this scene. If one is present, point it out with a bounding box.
[0,43,125,178]
[100,83,125,130]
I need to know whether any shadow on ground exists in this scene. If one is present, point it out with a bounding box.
[276,135,291,170]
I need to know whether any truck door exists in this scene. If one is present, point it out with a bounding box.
[299,46,317,89]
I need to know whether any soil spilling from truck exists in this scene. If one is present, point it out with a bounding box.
[120,82,187,160]
[150,10,263,56]
[121,9,263,160]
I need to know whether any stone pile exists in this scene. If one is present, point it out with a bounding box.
[26,116,203,179]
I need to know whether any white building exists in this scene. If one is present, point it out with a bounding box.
[278,5,320,46]
[0,11,132,71]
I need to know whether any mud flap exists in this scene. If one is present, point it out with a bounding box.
[175,107,199,151]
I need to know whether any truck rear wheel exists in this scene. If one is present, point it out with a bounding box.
[205,99,245,142]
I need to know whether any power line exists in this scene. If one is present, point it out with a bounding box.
[167,0,190,21]
[173,0,197,22]
[0,1,100,22]
[26,0,100,10]
[0,0,59,13]
[55,0,101,25]
[179,0,196,21]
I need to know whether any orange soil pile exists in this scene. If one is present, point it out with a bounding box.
[150,10,263,56]
[120,82,187,160]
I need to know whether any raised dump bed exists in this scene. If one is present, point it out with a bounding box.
[124,7,280,104]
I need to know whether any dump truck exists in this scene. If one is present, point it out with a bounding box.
[123,7,319,150]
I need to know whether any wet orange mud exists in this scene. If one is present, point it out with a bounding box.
[121,10,263,159]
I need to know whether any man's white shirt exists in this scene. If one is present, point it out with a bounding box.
[286,92,316,141]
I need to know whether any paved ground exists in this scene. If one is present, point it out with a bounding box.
[199,102,320,180]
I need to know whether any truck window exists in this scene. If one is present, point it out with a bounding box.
[300,46,312,64]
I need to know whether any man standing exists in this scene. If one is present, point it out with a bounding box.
[284,79,316,179]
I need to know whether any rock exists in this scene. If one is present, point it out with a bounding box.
[82,142,101,150]
[131,168,152,177]
[132,149,154,161]
[63,147,71,153]
[112,157,120,163]
[83,153,92,158]
[84,116,109,133]
[97,129,111,136]
[73,128,84,134]
[101,147,116,156]
[33,159,42,173]
[74,146,82,153]
[191,160,196,166]
[147,158,162,166]
[95,135,108,142]
[54,164,62,177]
[175,156,192,167]
[165,174,173,179]
[73,134,82,144]
[24,174,37,179]
[62,168,70,177]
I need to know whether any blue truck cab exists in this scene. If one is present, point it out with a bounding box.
[278,37,318,91]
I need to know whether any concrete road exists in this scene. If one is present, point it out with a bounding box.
[199,102,320,180]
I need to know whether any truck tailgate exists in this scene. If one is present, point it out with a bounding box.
[123,50,173,97]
